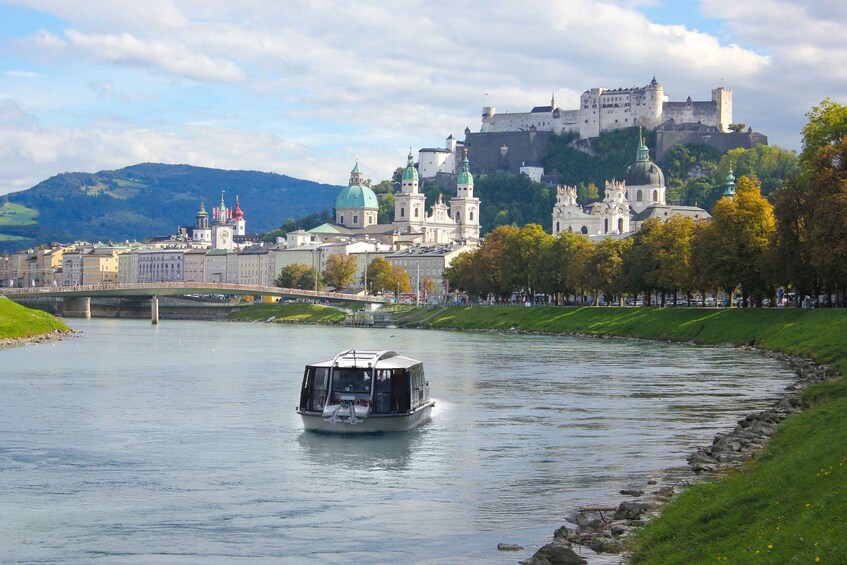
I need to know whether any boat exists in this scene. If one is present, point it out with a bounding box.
[296,350,435,433]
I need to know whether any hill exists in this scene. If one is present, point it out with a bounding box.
[0,163,342,253]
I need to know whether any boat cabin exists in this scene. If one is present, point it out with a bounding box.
[297,350,433,432]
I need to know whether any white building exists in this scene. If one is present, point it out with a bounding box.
[386,244,474,301]
[136,249,185,283]
[481,78,732,139]
[552,130,709,237]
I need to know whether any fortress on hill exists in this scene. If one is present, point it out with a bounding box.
[418,77,766,180]
[480,76,731,139]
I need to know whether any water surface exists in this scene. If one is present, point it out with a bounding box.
[0,319,795,563]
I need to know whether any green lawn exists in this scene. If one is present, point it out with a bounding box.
[0,202,38,226]
[407,306,847,563]
[0,297,70,339]
[229,303,346,324]
[0,234,25,241]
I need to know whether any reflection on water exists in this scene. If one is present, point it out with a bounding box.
[296,429,422,473]
[0,319,795,564]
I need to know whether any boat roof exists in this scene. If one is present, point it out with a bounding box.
[308,350,421,370]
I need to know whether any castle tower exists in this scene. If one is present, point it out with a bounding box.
[193,201,211,243]
[644,76,664,126]
[450,149,480,240]
[232,195,246,236]
[712,86,733,132]
[394,149,427,234]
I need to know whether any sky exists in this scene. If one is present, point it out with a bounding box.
[0,0,845,195]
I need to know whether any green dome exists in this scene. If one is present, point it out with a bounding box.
[336,184,379,210]
[196,201,208,217]
[402,149,418,181]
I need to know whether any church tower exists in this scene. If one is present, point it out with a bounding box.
[211,191,234,250]
[193,201,211,243]
[394,149,427,234]
[722,168,736,199]
[450,149,480,240]
[232,195,246,235]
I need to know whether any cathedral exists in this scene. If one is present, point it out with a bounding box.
[552,129,710,237]
[297,150,481,247]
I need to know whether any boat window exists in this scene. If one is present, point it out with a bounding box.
[391,369,411,413]
[374,370,393,413]
[332,369,372,394]
[300,366,329,411]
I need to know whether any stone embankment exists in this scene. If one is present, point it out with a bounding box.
[519,350,838,565]
[0,329,70,349]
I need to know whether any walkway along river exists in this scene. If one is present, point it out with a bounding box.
[0,319,797,564]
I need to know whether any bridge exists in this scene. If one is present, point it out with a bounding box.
[0,282,386,324]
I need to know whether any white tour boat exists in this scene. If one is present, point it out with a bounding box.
[296,350,434,433]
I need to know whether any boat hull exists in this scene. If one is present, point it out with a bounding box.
[299,402,434,433]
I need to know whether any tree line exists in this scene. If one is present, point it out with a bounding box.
[444,100,847,307]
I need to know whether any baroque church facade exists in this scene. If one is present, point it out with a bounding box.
[298,150,481,248]
[552,130,710,237]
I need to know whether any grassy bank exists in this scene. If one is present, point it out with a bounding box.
[405,306,847,563]
[0,296,71,340]
[228,303,346,324]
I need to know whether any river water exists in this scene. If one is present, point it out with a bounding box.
[0,319,795,564]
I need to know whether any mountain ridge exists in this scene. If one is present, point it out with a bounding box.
[0,162,342,253]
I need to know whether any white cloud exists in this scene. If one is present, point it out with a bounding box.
[1,0,842,189]
[4,70,41,78]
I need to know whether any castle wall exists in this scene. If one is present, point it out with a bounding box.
[463,130,553,175]
[662,101,721,129]
[655,130,768,161]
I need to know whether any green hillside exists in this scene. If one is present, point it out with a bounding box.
[0,163,342,253]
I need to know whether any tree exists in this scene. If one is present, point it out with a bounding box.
[501,224,553,297]
[701,175,776,306]
[475,225,520,298]
[377,192,394,224]
[801,98,847,163]
[717,145,799,197]
[623,218,664,305]
[364,257,392,294]
[323,253,358,289]
[728,123,747,133]
[586,237,631,305]
[275,263,316,289]
[422,277,435,299]
[807,136,847,303]
[654,216,696,303]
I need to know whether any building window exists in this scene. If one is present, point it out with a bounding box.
[618,218,624,232]
[637,190,643,201]
[653,189,658,201]
[401,207,405,218]
[580,226,588,235]
[414,208,419,218]
[469,211,474,221]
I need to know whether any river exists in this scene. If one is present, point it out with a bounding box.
[0,319,795,564]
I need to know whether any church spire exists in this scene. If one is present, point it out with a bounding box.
[722,168,737,199]
[635,126,650,162]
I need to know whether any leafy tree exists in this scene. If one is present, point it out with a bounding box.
[377,192,394,224]
[275,263,320,290]
[728,123,747,133]
[323,253,358,289]
[717,145,799,197]
[623,219,664,305]
[801,98,847,163]
[391,265,412,295]
[702,176,776,306]
[364,257,393,294]
[586,237,631,305]
[653,216,696,303]
[807,136,847,302]
[501,224,553,297]
[554,231,592,301]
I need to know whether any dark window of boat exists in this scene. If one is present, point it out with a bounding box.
[300,366,329,412]
[330,369,372,404]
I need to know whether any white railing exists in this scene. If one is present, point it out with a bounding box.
[0,282,385,303]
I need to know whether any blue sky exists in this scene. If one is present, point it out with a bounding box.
[0,0,845,195]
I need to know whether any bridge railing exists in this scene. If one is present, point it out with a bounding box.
[0,281,385,303]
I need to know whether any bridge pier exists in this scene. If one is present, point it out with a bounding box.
[63,297,91,319]
[151,295,159,325]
